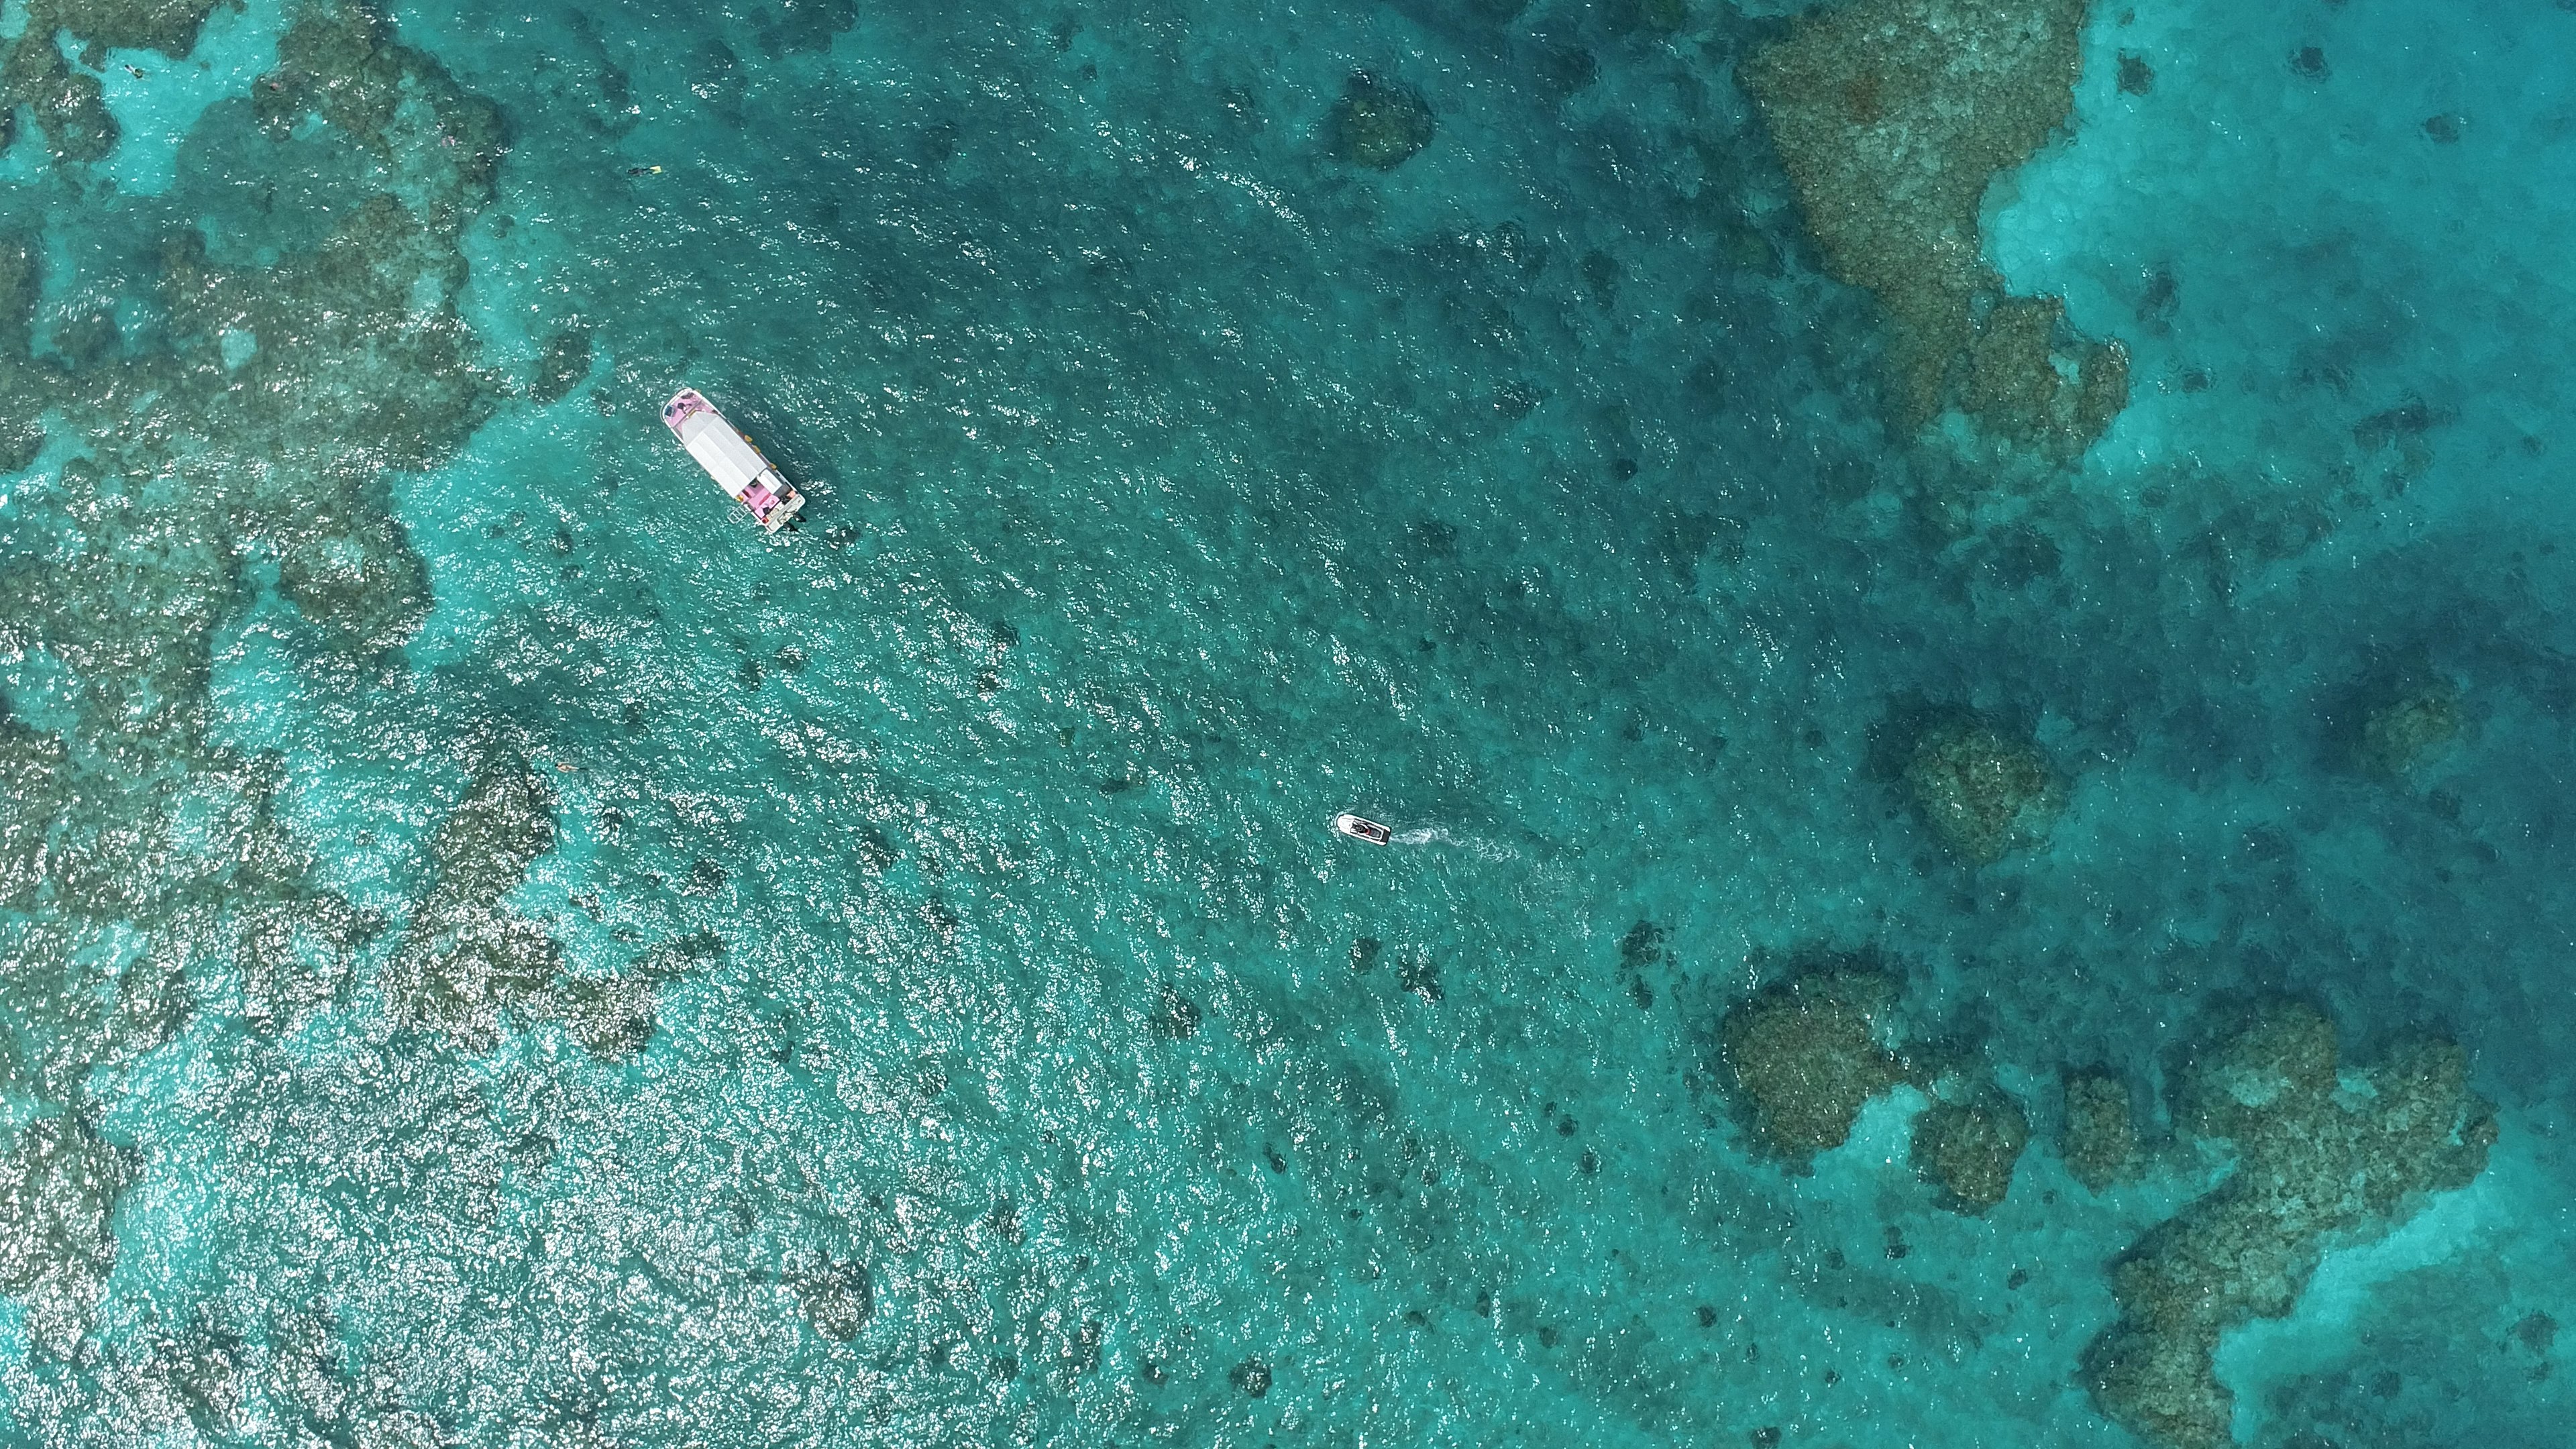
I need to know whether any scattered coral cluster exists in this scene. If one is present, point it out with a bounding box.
[1909,1089,2030,1213]
[0,0,219,166]
[0,1115,137,1353]
[1711,957,2035,1216]
[1715,964,1907,1161]
[1712,978,2492,1446]
[1330,72,1436,170]
[1902,718,2066,865]
[2355,680,2462,779]
[2060,1067,2139,1192]
[385,751,569,1050]
[1743,0,2128,455]
[0,2,696,1349]
[386,747,708,1057]
[2082,1003,2496,1449]
[1,30,116,164]
[24,0,226,58]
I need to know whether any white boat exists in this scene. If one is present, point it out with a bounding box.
[661,387,804,533]
[1332,813,1392,845]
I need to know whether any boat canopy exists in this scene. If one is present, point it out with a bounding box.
[678,412,772,494]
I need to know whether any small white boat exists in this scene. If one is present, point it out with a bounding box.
[661,387,804,533]
[1332,813,1392,845]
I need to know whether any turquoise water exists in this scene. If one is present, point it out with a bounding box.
[0,0,2571,1444]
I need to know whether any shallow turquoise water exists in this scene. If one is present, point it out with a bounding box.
[1,1,2572,1444]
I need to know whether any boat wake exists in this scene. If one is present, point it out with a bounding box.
[1391,826,1519,861]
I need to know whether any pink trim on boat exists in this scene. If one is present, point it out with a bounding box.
[661,388,712,433]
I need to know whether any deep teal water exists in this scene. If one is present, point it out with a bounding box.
[1,0,2573,1444]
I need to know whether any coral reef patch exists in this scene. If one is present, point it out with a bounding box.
[385,750,566,1050]
[0,1114,138,1354]
[1330,72,1436,170]
[1,30,119,164]
[0,2,509,1340]
[1743,0,2128,453]
[25,0,228,60]
[1902,717,2066,864]
[1713,963,1906,1162]
[2356,681,2463,780]
[2081,1002,2496,1449]
[2061,1067,2139,1192]
[1909,1087,2030,1214]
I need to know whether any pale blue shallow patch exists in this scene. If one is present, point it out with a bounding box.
[82,0,292,197]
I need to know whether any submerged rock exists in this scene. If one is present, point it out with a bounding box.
[557,973,659,1059]
[1903,720,2065,865]
[1330,72,1436,170]
[1743,0,2127,455]
[1716,966,1906,1162]
[1911,1088,2029,1214]
[387,751,564,1050]
[2061,1067,2139,1192]
[0,1114,138,1350]
[2082,1003,2495,1449]
[24,0,225,60]
[2355,682,2462,779]
[798,1259,874,1340]
[1,31,119,164]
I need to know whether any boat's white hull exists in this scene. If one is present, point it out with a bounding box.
[1332,813,1392,845]
[662,388,804,533]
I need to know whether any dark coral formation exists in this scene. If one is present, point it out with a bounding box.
[0,0,210,164]
[384,753,700,1058]
[2082,1004,2496,1449]
[1743,0,2128,454]
[0,1114,139,1352]
[1608,0,1691,34]
[1960,293,2131,454]
[1715,966,1906,1161]
[532,324,596,405]
[1902,719,2065,864]
[386,751,566,1050]
[164,758,384,1034]
[797,1259,875,1341]
[1330,72,1436,170]
[0,715,72,912]
[2061,1067,2139,1192]
[1,30,117,164]
[2355,682,2462,779]
[26,0,227,60]
[0,6,515,1334]
[1910,1087,2030,1213]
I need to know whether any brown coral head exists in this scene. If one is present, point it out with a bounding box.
[2061,1067,2140,1193]
[2324,656,2463,781]
[1714,964,1906,1163]
[1330,72,1435,170]
[2355,682,2462,779]
[1901,719,2066,865]
[1911,1089,2031,1214]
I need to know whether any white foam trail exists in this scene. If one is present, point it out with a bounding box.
[1391,826,1520,861]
